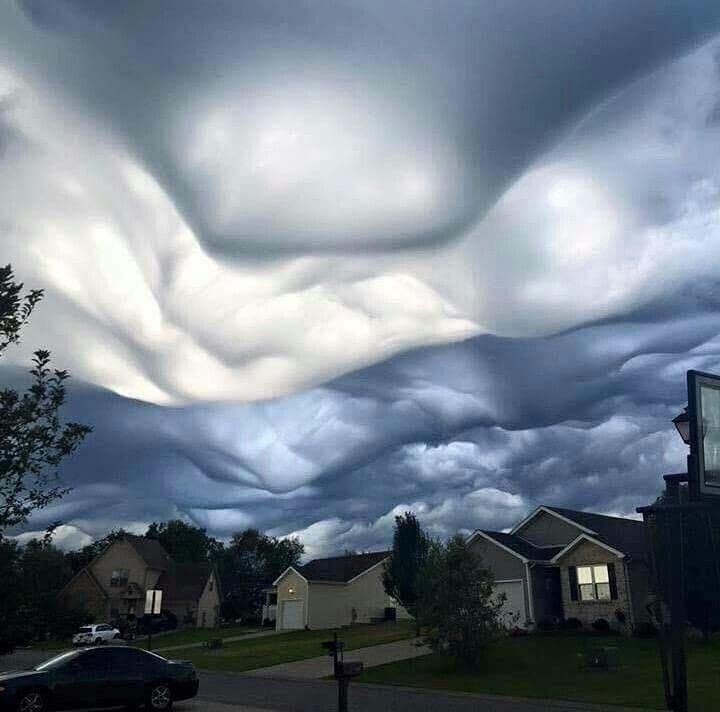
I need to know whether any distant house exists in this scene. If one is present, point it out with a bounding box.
[467,506,650,632]
[270,551,410,630]
[60,535,220,628]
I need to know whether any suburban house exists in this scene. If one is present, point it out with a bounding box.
[270,550,410,630]
[467,505,650,632]
[60,534,221,628]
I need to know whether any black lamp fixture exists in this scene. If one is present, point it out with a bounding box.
[672,406,690,445]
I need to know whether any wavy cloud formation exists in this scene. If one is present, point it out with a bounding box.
[3,2,720,553]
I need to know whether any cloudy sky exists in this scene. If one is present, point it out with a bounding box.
[3,1,720,557]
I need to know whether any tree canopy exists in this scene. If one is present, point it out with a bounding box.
[145,519,221,563]
[382,511,430,618]
[0,264,91,532]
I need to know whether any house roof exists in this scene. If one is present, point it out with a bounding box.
[477,531,563,561]
[298,551,390,583]
[125,535,172,571]
[542,506,646,560]
[156,562,214,602]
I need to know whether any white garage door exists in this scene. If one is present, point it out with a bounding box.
[494,581,526,629]
[280,599,304,630]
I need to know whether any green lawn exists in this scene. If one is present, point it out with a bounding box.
[138,624,260,650]
[180,621,416,672]
[30,624,259,653]
[358,633,720,711]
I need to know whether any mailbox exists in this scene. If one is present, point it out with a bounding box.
[336,661,364,678]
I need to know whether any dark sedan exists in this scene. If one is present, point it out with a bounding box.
[0,646,198,712]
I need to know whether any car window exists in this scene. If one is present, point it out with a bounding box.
[75,649,110,671]
[107,648,153,670]
[97,624,111,631]
[35,651,80,671]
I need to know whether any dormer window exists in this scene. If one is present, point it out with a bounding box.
[110,569,129,587]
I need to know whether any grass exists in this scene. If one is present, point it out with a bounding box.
[137,624,260,650]
[180,620,416,672]
[357,632,720,711]
[29,624,259,653]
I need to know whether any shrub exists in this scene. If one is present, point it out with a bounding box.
[635,621,658,639]
[591,618,611,634]
[560,617,582,630]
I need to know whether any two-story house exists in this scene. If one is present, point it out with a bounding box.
[467,505,650,633]
[60,534,220,628]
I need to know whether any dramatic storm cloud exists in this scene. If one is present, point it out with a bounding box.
[3,1,720,555]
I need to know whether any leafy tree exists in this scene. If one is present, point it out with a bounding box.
[415,534,505,666]
[0,534,89,653]
[0,264,91,531]
[382,511,430,618]
[215,528,303,621]
[145,519,220,563]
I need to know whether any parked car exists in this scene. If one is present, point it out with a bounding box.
[0,646,199,711]
[71,624,120,647]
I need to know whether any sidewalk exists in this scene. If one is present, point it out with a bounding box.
[244,637,429,679]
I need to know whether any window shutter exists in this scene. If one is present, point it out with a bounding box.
[568,566,578,601]
[608,563,618,600]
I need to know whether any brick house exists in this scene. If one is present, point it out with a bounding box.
[467,506,650,633]
[60,534,220,628]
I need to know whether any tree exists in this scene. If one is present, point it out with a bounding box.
[415,534,505,666]
[0,265,91,531]
[145,519,220,563]
[214,528,303,622]
[382,511,430,618]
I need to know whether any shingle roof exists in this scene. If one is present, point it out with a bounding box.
[478,531,563,561]
[299,551,390,583]
[125,535,172,571]
[156,562,213,602]
[544,506,647,559]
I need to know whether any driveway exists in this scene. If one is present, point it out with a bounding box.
[245,638,429,679]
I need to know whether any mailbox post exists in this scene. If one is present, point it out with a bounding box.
[322,633,364,712]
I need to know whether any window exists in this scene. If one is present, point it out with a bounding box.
[577,565,611,601]
[110,569,129,587]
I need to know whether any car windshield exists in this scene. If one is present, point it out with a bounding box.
[34,650,79,671]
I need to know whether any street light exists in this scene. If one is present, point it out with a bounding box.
[672,407,690,446]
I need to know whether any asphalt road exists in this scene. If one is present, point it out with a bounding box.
[1,650,644,712]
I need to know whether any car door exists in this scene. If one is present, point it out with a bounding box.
[52,649,109,709]
[101,648,147,707]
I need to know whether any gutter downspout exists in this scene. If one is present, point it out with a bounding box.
[525,562,536,627]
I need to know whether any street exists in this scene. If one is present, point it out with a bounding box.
[0,650,647,712]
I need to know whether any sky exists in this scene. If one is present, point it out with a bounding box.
[3,1,720,558]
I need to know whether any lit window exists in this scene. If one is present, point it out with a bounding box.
[576,565,611,601]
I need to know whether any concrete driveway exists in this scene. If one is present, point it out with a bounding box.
[245,638,429,679]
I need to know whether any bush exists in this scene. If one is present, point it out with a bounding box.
[560,617,582,630]
[635,621,658,639]
[591,618,611,634]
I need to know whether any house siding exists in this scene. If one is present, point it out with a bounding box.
[276,569,309,630]
[61,570,107,621]
[468,536,530,623]
[558,540,632,632]
[627,558,652,626]
[515,511,582,547]
[196,570,220,627]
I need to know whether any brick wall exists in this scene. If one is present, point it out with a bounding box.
[558,540,633,633]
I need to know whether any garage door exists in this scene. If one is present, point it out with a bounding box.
[280,599,304,630]
[494,581,526,629]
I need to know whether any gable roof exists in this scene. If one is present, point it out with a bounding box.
[543,506,646,559]
[473,530,564,562]
[298,551,390,583]
[156,562,214,602]
[125,535,172,570]
[550,534,628,563]
[510,505,646,560]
